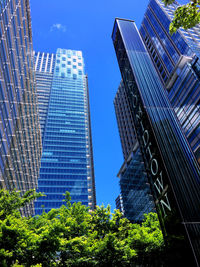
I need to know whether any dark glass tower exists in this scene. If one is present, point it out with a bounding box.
[140,0,200,164]
[114,81,137,159]
[34,48,96,214]
[112,18,200,266]
[0,0,42,216]
[114,81,154,222]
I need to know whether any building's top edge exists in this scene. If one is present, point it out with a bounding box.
[57,48,83,52]
[115,18,135,23]
[112,18,135,41]
[34,51,55,56]
[57,48,83,55]
[34,49,83,55]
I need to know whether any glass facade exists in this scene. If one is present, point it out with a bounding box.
[112,18,200,265]
[0,0,42,216]
[114,81,154,222]
[35,49,96,214]
[33,52,55,140]
[117,143,154,223]
[140,0,200,164]
[114,81,137,159]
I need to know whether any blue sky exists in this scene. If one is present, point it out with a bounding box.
[30,0,151,210]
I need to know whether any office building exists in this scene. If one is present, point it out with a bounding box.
[114,81,137,159]
[112,17,200,266]
[34,49,96,214]
[140,0,200,164]
[114,81,154,222]
[0,0,42,215]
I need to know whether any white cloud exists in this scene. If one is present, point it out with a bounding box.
[50,23,66,32]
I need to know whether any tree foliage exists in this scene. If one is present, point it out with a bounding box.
[162,0,200,34]
[0,189,164,266]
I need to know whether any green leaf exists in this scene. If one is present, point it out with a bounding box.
[170,2,200,34]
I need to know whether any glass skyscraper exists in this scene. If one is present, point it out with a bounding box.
[114,81,137,159]
[112,17,200,266]
[140,0,200,164]
[114,81,154,222]
[34,48,96,214]
[0,0,42,216]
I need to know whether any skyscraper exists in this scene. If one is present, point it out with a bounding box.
[140,0,200,164]
[114,81,154,222]
[112,17,200,266]
[114,81,137,159]
[34,49,96,214]
[0,0,42,216]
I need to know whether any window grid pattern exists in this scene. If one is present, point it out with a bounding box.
[34,52,56,142]
[118,147,154,223]
[114,81,137,160]
[114,81,154,222]
[140,0,200,165]
[0,0,42,216]
[35,49,96,214]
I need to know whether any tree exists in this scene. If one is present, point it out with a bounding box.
[0,189,43,266]
[162,0,200,34]
[0,189,164,266]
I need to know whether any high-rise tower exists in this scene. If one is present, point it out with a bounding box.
[0,0,42,216]
[114,81,137,159]
[140,0,200,164]
[112,17,200,266]
[34,48,96,214]
[114,81,154,222]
